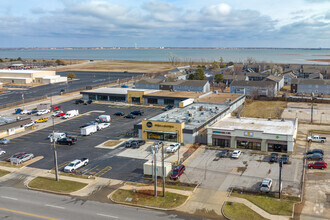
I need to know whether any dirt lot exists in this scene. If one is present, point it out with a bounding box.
[239,100,287,119]
[53,60,174,73]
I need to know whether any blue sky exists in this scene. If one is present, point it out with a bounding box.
[0,0,329,48]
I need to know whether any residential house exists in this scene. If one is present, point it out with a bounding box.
[309,72,324,79]
[135,79,210,92]
[222,74,248,85]
[230,80,278,97]
[283,71,297,85]
[264,75,284,91]
[246,72,268,81]
[291,79,330,95]
[298,68,321,78]
[135,78,164,90]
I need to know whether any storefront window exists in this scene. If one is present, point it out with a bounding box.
[89,95,96,100]
[98,95,108,101]
[237,140,261,150]
[268,144,287,152]
[212,138,230,148]
[109,96,126,102]
[147,132,177,142]
[147,98,158,104]
[132,97,140,103]
[164,99,174,105]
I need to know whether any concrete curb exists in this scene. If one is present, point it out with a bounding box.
[221,201,230,220]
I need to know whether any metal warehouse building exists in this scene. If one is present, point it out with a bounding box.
[207,117,298,153]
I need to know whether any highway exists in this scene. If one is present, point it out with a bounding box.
[0,186,195,220]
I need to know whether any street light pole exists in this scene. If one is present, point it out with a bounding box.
[51,96,59,181]
[162,143,165,197]
[154,147,157,197]
[279,159,283,199]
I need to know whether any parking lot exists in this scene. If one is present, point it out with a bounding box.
[180,148,303,196]
[0,100,164,181]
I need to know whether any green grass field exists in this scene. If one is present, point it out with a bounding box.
[223,202,267,220]
[28,177,87,193]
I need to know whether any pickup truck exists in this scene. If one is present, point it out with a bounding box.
[64,158,89,172]
[35,117,48,123]
[307,135,326,143]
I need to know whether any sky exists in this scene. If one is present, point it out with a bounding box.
[0,0,329,48]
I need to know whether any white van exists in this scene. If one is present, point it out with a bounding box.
[62,110,79,119]
[48,132,67,143]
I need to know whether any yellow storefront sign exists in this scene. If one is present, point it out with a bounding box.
[142,120,184,143]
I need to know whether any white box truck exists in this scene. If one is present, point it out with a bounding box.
[96,115,111,123]
[48,132,67,143]
[62,110,79,119]
[81,125,97,136]
[143,160,172,177]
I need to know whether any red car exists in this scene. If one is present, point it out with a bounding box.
[50,106,61,111]
[170,164,185,180]
[308,161,327,170]
[56,112,66,117]
[8,152,27,162]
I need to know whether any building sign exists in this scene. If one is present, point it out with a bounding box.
[244,131,253,137]
[154,124,174,128]
[146,122,153,128]
[213,131,231,135]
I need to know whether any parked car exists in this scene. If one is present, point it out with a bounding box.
[20,109,30,114]
[64,158,89,172]
[24,120,35,128]
[307,149,324,155]
[0,149,6,155]
[17,153,34,164]
[56,112,66,117]
[50,105,61,111]
[0,139,10,144]
[308,161,327,170]
[114,112,125,116]
[124,114,136,119]
[57,137,77,145]
[52,110,63,117]
[307,153,323,161]
[131,140,146,149]
[162,105,173,111]
[75,99,85,104]
[97,123,110,130]
[231,150,241,159]
[260,178,273,193]
[84,100,93,105]
[219,150,230,158]
[166,143,180,153]
[27,110,38,115]
[121,85,129,88]
[125,140,135,148]
[270,153,278,162]
[170,164,185,180]
[281,155,289,164]
[35,117,48,123]
[36,109,50,116]
[307,135,326,143]
[7,152,27,162]
[130,110,144,116]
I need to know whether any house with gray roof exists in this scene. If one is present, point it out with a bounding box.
[291,79,330,95]
[230,80,278,97]
[135,78,164,90]
[222,74,248,85]
[309,72,324,79]
[264,75,284,91]
[283,71,297,85]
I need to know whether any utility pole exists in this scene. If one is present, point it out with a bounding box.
[51,96,59,181]
[162,143,165,197]
[154,147,157,197]
[311,94,315,124]
[278,159,283,199]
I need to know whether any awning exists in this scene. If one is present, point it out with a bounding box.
[267,140,287,145]
[212,135,231,140]
[144,130,177,134]
[236,137,262,142]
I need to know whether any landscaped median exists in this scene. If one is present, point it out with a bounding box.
[0,169,10,177]
[28,177,87,194]
[223,201,267,220]
[111,189,188,209]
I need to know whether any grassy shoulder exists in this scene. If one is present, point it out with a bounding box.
[223,202,267,220]
[0,169,10,177]
[112,189,188,209]
[0,161,25,168]
[240,100,287,119]
[232,192,299,216]
[28,177,87,193]
[126,180,196,191]
[50,170,95,180]
[309,130,330,135]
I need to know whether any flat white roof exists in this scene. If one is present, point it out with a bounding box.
[83,87,160,95]
[41,75,61,79]
[211,117,295,135]
[0,76,30,80]
[0,69,54,74]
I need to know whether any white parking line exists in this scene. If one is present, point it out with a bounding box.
[96,213,118,219]
[44,204,65,209]
[1,196,18,201]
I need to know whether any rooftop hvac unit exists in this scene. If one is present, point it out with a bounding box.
[268,117,271,121]
[236,114,240,118]
[281,118,285,121]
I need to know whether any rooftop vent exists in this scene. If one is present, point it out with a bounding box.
[268,117,271,121]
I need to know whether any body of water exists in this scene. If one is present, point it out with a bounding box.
[0,48,329,64]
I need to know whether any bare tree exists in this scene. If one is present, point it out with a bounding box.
[246,57,256,64]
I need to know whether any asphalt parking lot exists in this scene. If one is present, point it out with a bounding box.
[0,100,164,181]
[180,148,303,196]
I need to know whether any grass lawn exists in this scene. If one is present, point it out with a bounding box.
[104,140,123,147]
[0,169,10,177]
[240,101,287,119]
[232,192,299,216]
[223,202,267,220]
[0,161,24,168]
[28,177,87,193]
[112,189,188,209]
[50,170,95,179]
[309,130,330,135]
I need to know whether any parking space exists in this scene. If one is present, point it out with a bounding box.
[0,100,163,181]
[181,148,303,196]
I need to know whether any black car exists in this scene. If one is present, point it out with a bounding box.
[57,137,77,145]
[80,121,98,128]
[124,114,136,119]
[281,155,289,164]
[130,111,144,116]
[114,112,125,116]
[28,110,38,115]
[162,105,173,111]
[307,153,323,161]
[219,150,230,158]
[125,140,134,148]
[270,153,278,162]
[84,100,93,105]
[307,149,324,155]
[75,99,84,104]
[131,140,146,149]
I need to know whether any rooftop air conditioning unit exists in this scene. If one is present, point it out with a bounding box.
[236,114,240,118]
[268,117,271,121]
[281,118,285,121]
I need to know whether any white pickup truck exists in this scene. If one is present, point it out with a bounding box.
[307,135,326,143]
[64,158,89,172]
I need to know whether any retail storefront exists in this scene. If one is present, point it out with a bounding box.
[141,120,184,143]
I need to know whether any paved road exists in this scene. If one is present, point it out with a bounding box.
[0,71,144,107]
[0,186,196,220]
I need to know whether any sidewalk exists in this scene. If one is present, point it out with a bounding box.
[119,184,193,197]
[227,197,291,220]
